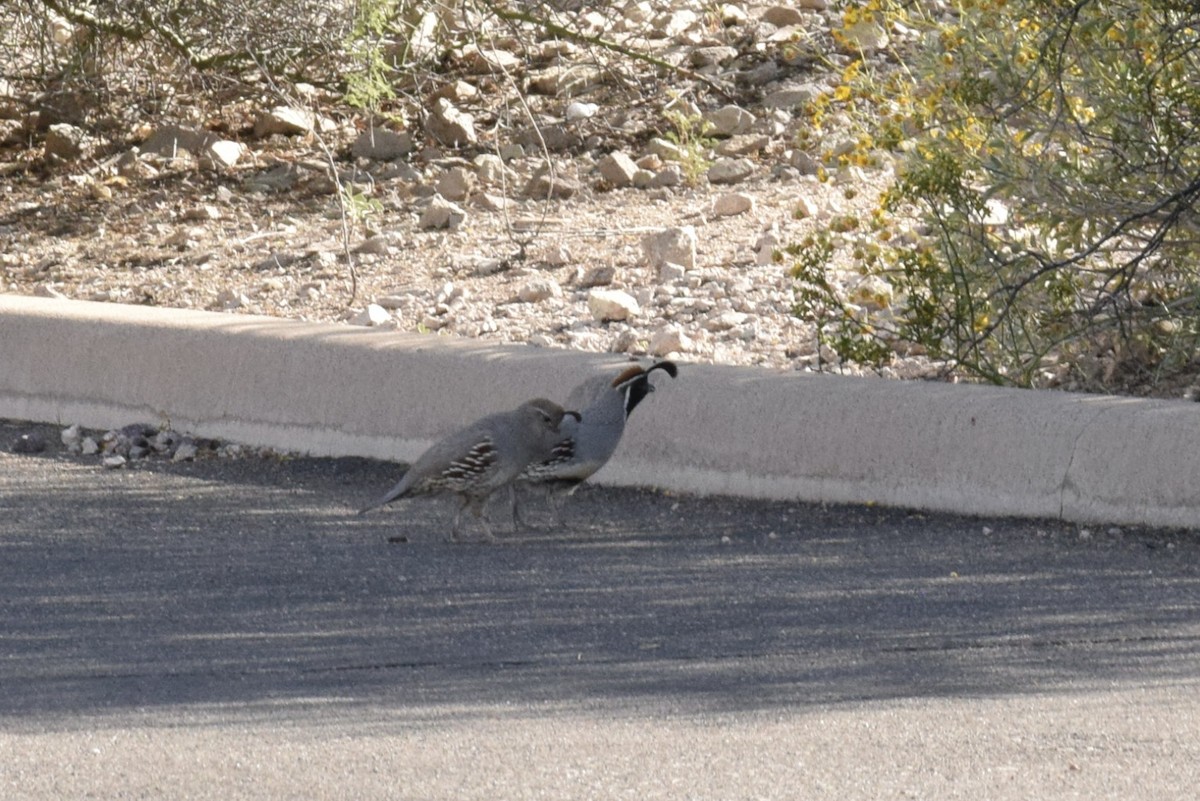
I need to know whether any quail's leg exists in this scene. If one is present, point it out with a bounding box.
[508,484,524,533]
[449,498,468,543]
[472,497,496,543]
[546,489,564,529]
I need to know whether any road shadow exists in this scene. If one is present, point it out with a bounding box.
[2,421,1199,728]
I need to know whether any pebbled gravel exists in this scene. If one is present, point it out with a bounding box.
[1,1,944,382]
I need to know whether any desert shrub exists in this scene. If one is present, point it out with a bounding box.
[791,0,1200,392]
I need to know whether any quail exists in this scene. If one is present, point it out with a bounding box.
[511,360,678,528]
[360,398,581,542]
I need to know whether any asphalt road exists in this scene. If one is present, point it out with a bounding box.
[1,420,1198,799]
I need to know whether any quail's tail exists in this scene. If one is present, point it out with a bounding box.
[358,473,412,515]
[648,360,679,379]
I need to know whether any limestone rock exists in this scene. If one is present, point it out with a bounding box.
[426,98,476,146]
[437,166,476,201]
[597,151,640,187]
[529,65,603,96]
[712,193,754,217]
[350,303,393,326]
[642,226,697,269]
[462,46,522,75]
[705,310,749,332]
[254,106,314,137]
[652,9,699,39]
[764,83,823,110]
[351,127,414,161]
[524,168,581,200]
[517,279,563,303]
[649,325,693,356]
[707,157,755,185]
[44,123,86,160]
[706,105,757,136]
[565,101,599,121]
[201,140,243,170]
[419,196,467,229]
[588,289,640,322]
[690,46,738,68]
[579,265,615,288]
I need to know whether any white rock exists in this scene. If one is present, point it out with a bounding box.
[355,235,391,255]
[351,126,414,161]
[716,133,770,158]
[426,98,476,146]
[102,455,127,469]
[764,83,823,110]
[436,281,463,305]
[847,275,894,310]
[588,289,640,322]
[517,279,563,303]
[719,4,750,25]
[982,198,1010,226]
[624,1,654,23]
[839,20,890,52]
[649,325,693,356]
[653,9,699,38]
[253,106,314,137]
[690,46,738,67]
[437,166,475,201]
[350,303,392,326]
[539,244,573,265]
[172,442,198,462]
[215,288,248,310]
[711,193,754,217]
[61,424,82,448]
[201,140,243,170]
[793,195,818,219]
[565,101,599,121]
[34,284,67,299]
[419,196,467,229]
[473,154,513,184]
[182,204,221,222]
[642,226,697,269]
[476,192,513,212]
[645,137,684,161]
[754,230,781,265]
[707,157,755,185]
[45,123,86,160]
[658,262,687,283]
[651,164,684,187]
[462,46,522,74]
[435,79,480,102]
[529,65,603,96]
[631,169,656,189]
[706,105,756,136]
[789,149,820,175]
[579,265,615,287]
[597,150,640,187]
[81,437,99,455]
[524,166,582,200]
[705,310,749,331]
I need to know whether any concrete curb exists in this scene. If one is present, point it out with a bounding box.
[2,294,1198,529]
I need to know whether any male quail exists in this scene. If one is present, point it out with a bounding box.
[360,398,580,541]
[512,360,678,528]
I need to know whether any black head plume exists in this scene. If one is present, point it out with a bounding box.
[616,360,678,417]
